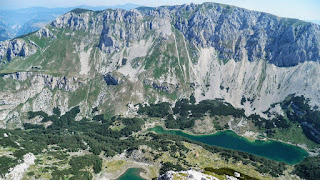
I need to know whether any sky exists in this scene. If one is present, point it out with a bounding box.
[0,0,319,21]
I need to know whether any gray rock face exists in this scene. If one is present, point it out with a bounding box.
[3,72,33,81]
[0,39,37,62]
[51,11,90,30]
[3,72,81,92]
[98,9,145,53]
[4,3,319,67]
[99,3,320,67]
[172,3,320,67]
[35,28,56,39]
[0,72,85,128]
[65,3,319,67]
[7,39,36,60]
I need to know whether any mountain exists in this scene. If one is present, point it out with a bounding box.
[0,4,142,41]
[1,2,319,124]
[0,21,14,41]
[0,2,320,179]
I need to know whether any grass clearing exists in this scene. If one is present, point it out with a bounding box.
[271,124,318,149]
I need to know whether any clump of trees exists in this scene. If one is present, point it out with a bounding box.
[138,102,171,118]
[138,98,245,130]
[0,106,146,177]
[53,107,61,116]
[159,162,185,175]
[280,95,320,143]
[69,155,102,173]
[294,155,320,180]
[0,156,18,176]
[51,154,102,180]
[165,113,194,129]
[284,96,320,129]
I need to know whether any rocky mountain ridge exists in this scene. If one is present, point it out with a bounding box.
[0,4,142,41]
[0,2,319,129]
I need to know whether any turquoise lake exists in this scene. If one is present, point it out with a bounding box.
[148,126,308,164]
[116,168,145,180]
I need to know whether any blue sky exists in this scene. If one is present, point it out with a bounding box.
[0,0,319,21]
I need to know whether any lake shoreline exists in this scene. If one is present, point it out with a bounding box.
[145,124,314,155]
[95,153,156,180]
[96,163,151,180]
[112,165,149,180]
[147,125,309,164]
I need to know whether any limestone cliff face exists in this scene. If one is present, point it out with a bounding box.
[174,3,320,67]
[0,3,320,128]
[0,72,84,128]
[1,4,320,66]
[0,39,37,62]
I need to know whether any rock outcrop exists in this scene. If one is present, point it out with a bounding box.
[0,38,37,62]
[0,72,84,128]
[36,28,56,39]
[3,72,80,91]
[174,3,320,67]
[158,170,219,180]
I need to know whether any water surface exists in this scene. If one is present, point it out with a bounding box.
[148,126,308,164]
[116,168,145,180]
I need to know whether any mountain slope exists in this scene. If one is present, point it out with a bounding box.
[0,2,319,133]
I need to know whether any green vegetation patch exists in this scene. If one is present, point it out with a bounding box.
[68,86,89,107]
[294,155,320,180]
[261,95,320,145]
[159,162,185,175]
[138,98,245,130]
[0,156,18,176]
[69,155,102,173]
[138,102,171,118]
